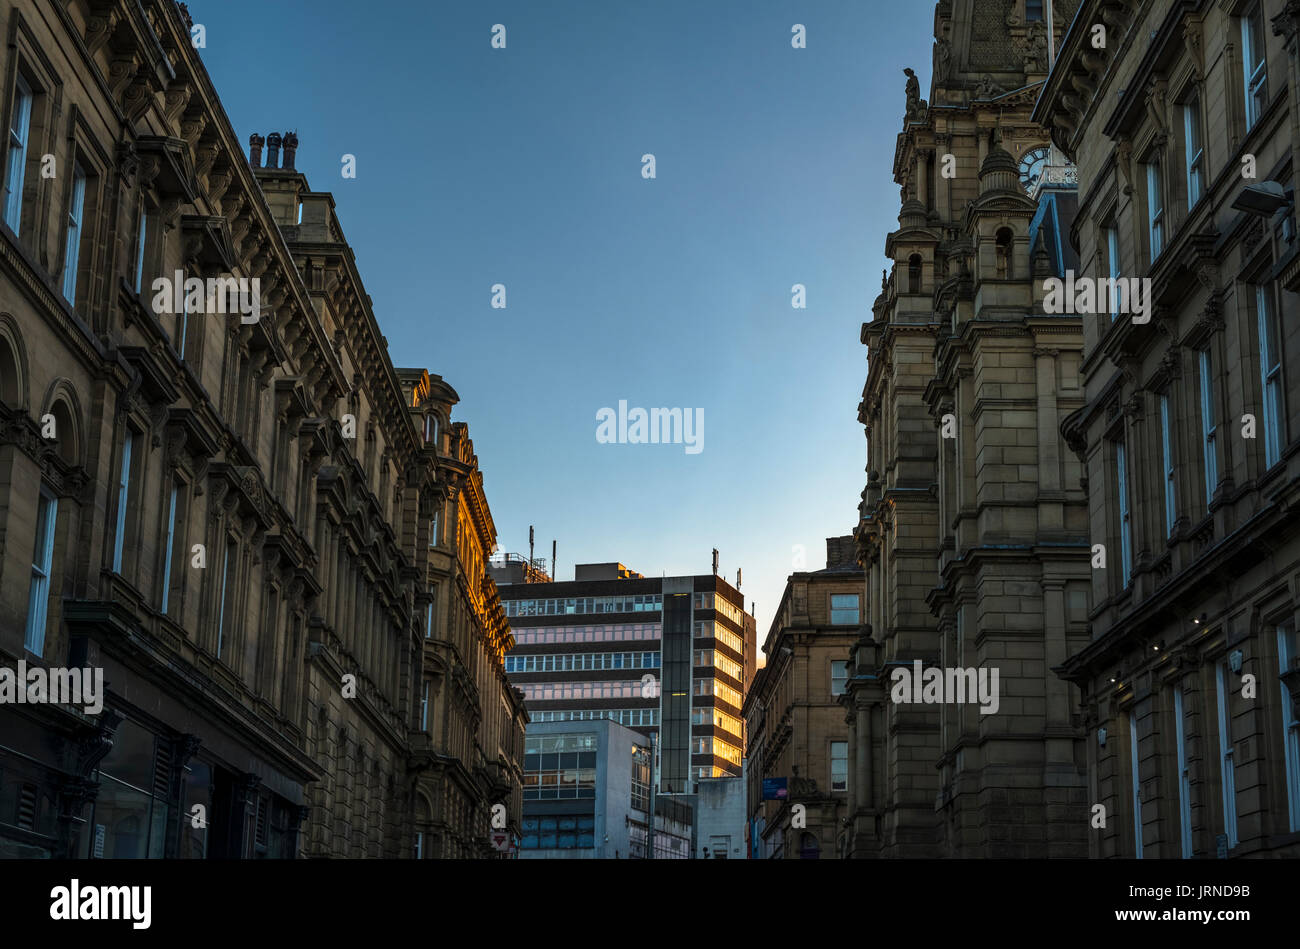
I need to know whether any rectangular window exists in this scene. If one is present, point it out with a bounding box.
[1216,662,1238,848]
[61,165,86,303]
[1146,161,1164,262]
[160,481,180,614]
[1107,226,1122,321]
[429,511,439,548]
[1257,284,1284,468]
[24,488,57,656]
[1026,0,1045,21]
[177,271,189,358]
[831,741,848,792]
[112,430,134,573]
[1184,96,1203,207]
[425,598,434,638]
[3,74,32,233]
[1278,621,1300,834]
[1129,713,1143,858]
[421,680,430,732]
[831,660,848,696]
[1160,393,1176,536]
[414,831,423,859]
[216,539,234,658]
[1116,439,1133,586]
[1174,687,1193,858]
[830,593,859,625]
[134,205,148,293]
[1242,3,1268,130]
[1200,349,1218,506]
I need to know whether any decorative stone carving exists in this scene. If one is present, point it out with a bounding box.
[904,67,928,119]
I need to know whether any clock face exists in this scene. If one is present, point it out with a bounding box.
[1019,146,1050,193]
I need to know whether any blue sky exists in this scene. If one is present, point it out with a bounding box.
[193,0,936,645]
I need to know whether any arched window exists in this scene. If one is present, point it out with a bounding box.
[0,332,20,407]
[907,255,922,293]
[50,398,79,467]
[995,228,1014,279]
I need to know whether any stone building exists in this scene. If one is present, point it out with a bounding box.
[744,537,862,858]
[0,0,519,858]
[845,0,1091,858]
[400,368,528,859]
[1037,0,1300,857]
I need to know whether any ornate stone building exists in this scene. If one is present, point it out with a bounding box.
[845,0,1091,858]
[401,368,528,859]
[743,537,861,859]
[1038,0,1300,857]
[0,0,520,859]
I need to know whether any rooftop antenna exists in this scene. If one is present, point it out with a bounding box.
[712,548,719,576]
[736,568,742,589]
[529,525,535,568]
[552,539,557,581]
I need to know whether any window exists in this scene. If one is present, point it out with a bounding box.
[1216,662,1238,848]
[1146,160,1164,262]
[1174,687,1193,857]
[133,204,148,293]
[1242,2,1268,130]
[414,832,423,859]
[1116,439,1133,586]
[1129,713,1143,858]
[420,680,430,732]
[830,594,859,625]
[831,660,848,696]
[112,430,134,573]
[831,741,848,791]
[429,511,439,548]
[177,271,190,358]
[907,255,921,293]
[1106,226,1122,320]
[3,74,32,233]
[1160,393,1176,536]
[1257,284,1284,468]
[24,488,57,656]
[216,539,235,658]
[160,481,181,615]
[1026,0,1045,21]
[61,165,86,303]
[1278,621,1300,834]
[1183,96,1203,207]
[425,596,434,638]
[1199,349,1218,506]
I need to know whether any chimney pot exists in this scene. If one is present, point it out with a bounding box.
[266,132,282,169]
[249,133,265,168]
[282,131,299,170]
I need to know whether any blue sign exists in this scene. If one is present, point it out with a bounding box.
[762,777,788,801]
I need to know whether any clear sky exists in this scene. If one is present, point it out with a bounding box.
[193,0,936,647]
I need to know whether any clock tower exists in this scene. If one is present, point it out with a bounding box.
[845,0,1088,859]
